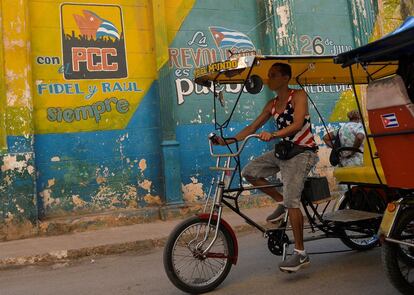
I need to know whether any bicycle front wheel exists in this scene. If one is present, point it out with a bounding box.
[163,216,235,294]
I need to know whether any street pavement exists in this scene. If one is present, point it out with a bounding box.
[0,231,397,295]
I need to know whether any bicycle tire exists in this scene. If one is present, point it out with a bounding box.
[382,209,414,295]
[163,216,234,294]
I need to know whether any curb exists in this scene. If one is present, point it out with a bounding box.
[0,222,260,270]
[28,195,274,239]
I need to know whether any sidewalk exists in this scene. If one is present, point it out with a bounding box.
[0,206,275,269]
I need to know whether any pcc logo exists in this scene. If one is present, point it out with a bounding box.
[60,4,127,79]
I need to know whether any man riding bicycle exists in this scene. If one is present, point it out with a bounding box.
[214,62,319,272]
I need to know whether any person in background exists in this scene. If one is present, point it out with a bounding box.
[323,110,365,167]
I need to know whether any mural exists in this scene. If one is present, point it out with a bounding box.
[1,0,408,239]
[61,5,127,79]
[32,2,151,134]
[170,26,259,106]
[28,1,164,217]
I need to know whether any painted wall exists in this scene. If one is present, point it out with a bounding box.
[167,0,379,198]
[0,0,37,239]
[30,1,164,218]
[0,0,197,238]
[1,0,405,238]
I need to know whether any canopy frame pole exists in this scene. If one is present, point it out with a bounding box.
[348,65,383,185]
[360,62,396,82]
[210,58,259,190]
[296,67,334,145]
[214,57,258,132]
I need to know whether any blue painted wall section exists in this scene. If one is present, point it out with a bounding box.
[176,121,276,202]
[0,144,37,222]
[34,84,162,217]
[161,140,183,204]
[0,138,37,240]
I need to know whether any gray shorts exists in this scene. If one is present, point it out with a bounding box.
[241,150,318,208]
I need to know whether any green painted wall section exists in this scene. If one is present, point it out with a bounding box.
[348,0,378,47]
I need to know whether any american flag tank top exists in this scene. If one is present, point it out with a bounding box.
[271,90,317,148]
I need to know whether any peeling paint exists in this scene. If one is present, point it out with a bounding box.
[356,0,368,19]
[139,159,147,171]
[274,0,298,54]
[124,185,138,200]
[3,175,12,186]
[5,212,15,223]
[47,178,55,187]
[3,38,25,48]
[190,114,202,124]
[27,165,34,174]
[16,204,25,213]
[276,5,290,40]
[72,195,86,208]
[102,167,110,177]
[51,156,60,162]
[118,133,129,142]
[1,154,31,173]
[96,176,107,184]
[89,183,141,210]
[6,69,21,82]
[139,179,152,191]
[144,194,162,206]
[182,177,205,202]
[40,189,55,208]
[92,186,116,207]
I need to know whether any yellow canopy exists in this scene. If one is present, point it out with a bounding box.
[194,55,398,86]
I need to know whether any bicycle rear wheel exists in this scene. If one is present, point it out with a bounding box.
[338,191,382,250]
[163,216,235,294]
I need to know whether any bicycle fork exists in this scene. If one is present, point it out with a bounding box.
[197,180,225,255]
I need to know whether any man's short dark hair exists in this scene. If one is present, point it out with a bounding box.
[271,63,292,79]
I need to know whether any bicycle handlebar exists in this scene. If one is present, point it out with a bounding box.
[208,133,260,157]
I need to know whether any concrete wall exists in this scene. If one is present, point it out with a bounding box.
[0,0,404,239]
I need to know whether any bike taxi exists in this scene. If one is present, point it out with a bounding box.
[163,18,414,294]
[335,16,414,295]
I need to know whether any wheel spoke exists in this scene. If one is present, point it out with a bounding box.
[168,220,231,289]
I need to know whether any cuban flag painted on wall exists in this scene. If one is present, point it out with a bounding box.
[73,10,120,40]
[209,26,255,49]
[381,113,399,128]
[96,19,120,39]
